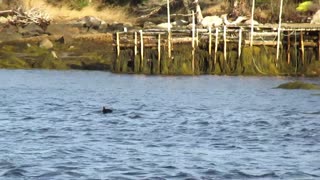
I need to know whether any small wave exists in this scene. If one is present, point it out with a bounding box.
[180,120,188,125]
[54,165,79,171]
[129,114,143,119]
[195,121,210,126]
[253,120,271,127]
[36,171,61,178]
[21,116,35,120]
[169,171,195,179]
[283,171,320,178]
[133,104,147,111]
[65,171,86,177]
[224,170,279,179]
[122,171,147,176]
[45,135,63,139]
[203,169,223,175]
[145,144,159,148]
[0,160,15,169]
[303,111,320,115]
[279,120,292,126]
[2,168,27,177]
[161,165,178,169]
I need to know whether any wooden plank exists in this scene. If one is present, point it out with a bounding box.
[244,40,279,46]
[287,31,291,64]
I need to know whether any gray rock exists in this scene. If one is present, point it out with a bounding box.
[39,38,53,49]
[78,16,105,31]
[311,10,320,24]
[20,23,44,37]
[105,22,125,32]
[0,17,8,24]
[0,25,22,41]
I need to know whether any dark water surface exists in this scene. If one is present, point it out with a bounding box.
[0,69,320,180]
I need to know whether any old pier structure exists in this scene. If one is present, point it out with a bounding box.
[113,24,320,75]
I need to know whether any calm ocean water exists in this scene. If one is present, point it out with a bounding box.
[0,69,319,180]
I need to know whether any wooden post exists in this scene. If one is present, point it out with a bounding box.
[250,0,255,47]
[318,31,320,61]
[158,33,161,73]
[167,0,171,33]
[116,32,120,72]
[134,32,137,56]
[238,28,242,59]
[301,31,305,65]
[287,31,291,64]
[167,0,171,58]
[196,29,199,47]
[192,10,195,74]
[140,30,144,71]
[276,0,284,64]
[223,26,227,62]
[209,26,212,55]
[168,32,172,58]
[214,27,219,65]
[116,32,120,57]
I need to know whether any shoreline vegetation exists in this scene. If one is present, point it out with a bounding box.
[0,0,320,76]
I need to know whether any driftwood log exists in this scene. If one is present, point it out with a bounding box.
[0,8,51,30]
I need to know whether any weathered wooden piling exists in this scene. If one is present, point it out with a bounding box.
[140,30,144,71]
[158,33,161,73]
[287,31,291,64]
[318,31,320,61]
[300,31,305,65]
[214,28,219,66]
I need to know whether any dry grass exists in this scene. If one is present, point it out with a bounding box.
[202,1,229,16]
[20,0,134,23]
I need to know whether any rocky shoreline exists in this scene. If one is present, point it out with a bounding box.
[0,21,118,70]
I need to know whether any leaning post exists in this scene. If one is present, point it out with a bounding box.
[167,0,172,58]
[250,0,255,47]
[276,0,284,66]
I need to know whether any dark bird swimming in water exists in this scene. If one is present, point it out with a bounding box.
[102,106,112,114]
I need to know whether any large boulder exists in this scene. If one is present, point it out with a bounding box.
[311,10,320,24]
[0,25,22,42]
[78,16,105,31]
[39,38,53,49]
[19,23,45,37]
[201,16,223,28]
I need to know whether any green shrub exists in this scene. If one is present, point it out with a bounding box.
[70,0,89,10]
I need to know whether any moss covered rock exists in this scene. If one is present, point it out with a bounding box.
[276,81,320,90]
